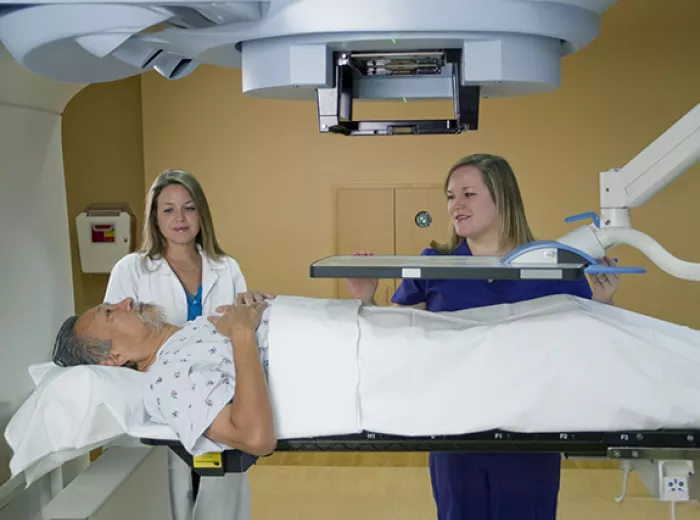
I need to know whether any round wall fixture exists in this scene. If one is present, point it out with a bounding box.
[415,210,432,228]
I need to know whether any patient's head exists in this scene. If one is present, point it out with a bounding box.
[53,298,170,369]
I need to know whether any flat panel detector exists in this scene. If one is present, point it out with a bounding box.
[309,255,586,280]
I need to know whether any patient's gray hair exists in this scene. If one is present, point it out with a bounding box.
[52,315,112,367]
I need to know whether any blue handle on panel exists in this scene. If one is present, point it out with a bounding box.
[585,265,646,275]
[565,211,600,228]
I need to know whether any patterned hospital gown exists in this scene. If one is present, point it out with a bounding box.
[143,306,271,455]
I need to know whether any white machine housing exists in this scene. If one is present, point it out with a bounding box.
[76,207,134,274]
[0,0,617,135]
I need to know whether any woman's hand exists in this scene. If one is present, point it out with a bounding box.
[236,290,276,305]
[209,301,268,337]
[215,291,275,314]
[589,256,619,305]
[345,251,379,305]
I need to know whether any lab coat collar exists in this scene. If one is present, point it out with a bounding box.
[144,244,224,303]
[199,245,222,303]
[144,244,225,272]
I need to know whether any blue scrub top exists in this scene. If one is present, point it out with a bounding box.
[393,240,591,519]
[392,240,592,311]
[185,284,203,321]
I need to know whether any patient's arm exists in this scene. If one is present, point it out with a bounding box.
[205,314,276,456]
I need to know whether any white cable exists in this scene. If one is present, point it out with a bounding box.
[614,465,630,503]
[598,226,700,280]
[671,500,677,520]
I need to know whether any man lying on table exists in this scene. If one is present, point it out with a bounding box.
[51,291,276,457]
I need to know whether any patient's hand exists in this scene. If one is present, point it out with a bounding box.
[209,301,268,337]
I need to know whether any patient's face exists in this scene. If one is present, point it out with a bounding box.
[157,184,201,246]
[76,298,165,361]
[447,166,498,241]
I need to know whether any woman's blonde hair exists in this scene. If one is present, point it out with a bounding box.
[140,169,226,263]
[430,153,535,254]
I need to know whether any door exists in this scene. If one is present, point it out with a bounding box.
[336,187,396,306]
[395,187,450,256]
[335,186,449,303]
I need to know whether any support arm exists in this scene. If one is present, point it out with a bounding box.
[555,104,700,280]
[600,104,700,214]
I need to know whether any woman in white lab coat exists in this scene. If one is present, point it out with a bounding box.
[104,168,257,520]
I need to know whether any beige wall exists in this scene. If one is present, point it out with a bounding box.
[62,76,145,314]
[140,0,700,328]
[56,1,700,515]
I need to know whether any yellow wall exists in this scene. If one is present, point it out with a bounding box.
[57,1,700,515]
[62,76,145,314]
[140,0,700,328]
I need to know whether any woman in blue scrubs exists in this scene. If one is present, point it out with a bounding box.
[347,153,619,520]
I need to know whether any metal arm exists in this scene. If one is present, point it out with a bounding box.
[600,103,700,228]
[556,103,700,280]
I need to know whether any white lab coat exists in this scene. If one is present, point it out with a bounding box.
[104,247,251,520]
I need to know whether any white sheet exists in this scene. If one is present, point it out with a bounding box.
[357,295,700,435]
[266,296,362,438]
[6,294,700,486]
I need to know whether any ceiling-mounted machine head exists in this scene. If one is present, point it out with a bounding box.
[0,0,618,135]
[316,50,480,136]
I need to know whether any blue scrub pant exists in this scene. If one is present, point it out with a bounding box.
[429,452,561,520]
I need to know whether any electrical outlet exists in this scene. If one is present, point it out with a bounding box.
[662,476,690,502]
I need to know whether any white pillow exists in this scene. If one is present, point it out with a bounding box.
[28,361,59,386]
[5,364,176,485]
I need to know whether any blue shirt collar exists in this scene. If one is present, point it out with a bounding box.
[453,240,472,255]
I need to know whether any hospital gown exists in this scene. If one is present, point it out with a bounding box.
[143,307,271,455]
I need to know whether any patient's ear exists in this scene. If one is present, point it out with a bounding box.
[98,353,125,367]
